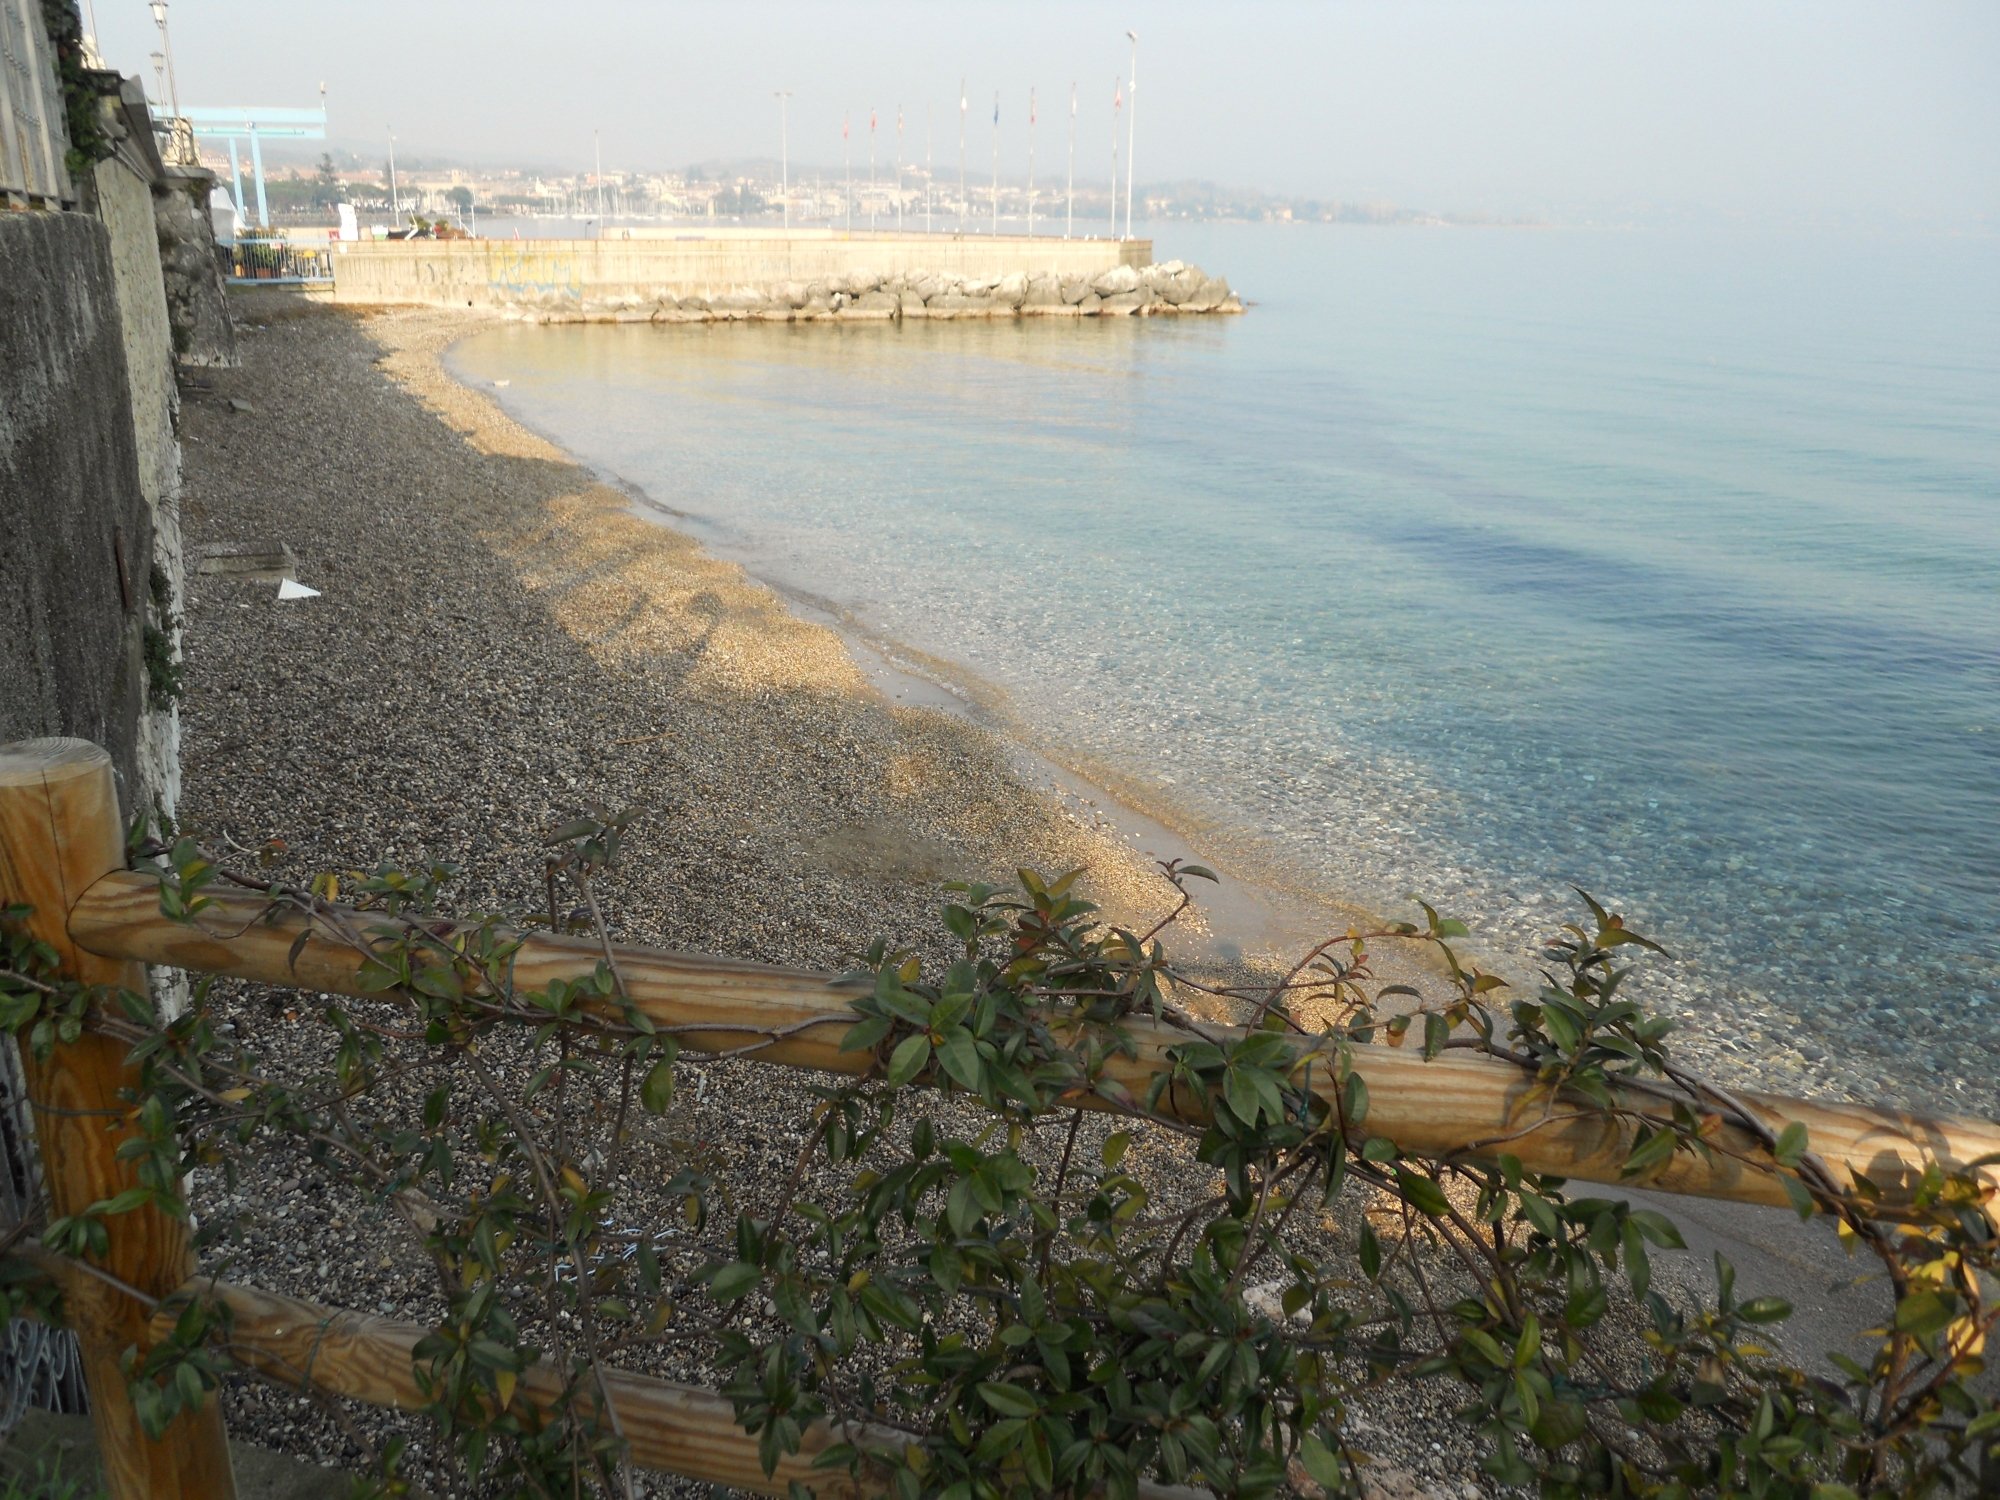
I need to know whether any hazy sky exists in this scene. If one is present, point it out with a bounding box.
[89,1,1999,225]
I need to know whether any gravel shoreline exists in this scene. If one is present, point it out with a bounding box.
[176,296,1509,1495]
[170,293,1937,1497]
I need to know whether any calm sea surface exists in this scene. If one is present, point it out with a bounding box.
[451,224,2000,1110]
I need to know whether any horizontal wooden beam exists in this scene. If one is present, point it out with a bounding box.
[162,1279,1205,1498]
[72,869,2000,1214]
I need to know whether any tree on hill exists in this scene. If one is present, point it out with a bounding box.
[311,151,341,208]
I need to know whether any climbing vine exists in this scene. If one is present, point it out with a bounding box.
[0,814,1994,1498]
[40,1,115,182]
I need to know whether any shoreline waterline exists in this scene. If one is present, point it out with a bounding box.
[433,317,1856,1106]
[443,323,1404,975]
[434,222,2000,1122]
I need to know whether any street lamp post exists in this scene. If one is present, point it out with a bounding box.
[773,90,791,230]
[148,2,187,161]
[387,128,400,225]
[1066,82,1076,238]
[957,79,967,234]
[1124,30,1138,241]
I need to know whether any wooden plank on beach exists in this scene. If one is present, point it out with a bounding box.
[165,1278,1207,1498]
[67,868,2000,1214]
[0,742,238,1500]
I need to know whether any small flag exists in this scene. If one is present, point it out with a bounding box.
[870,109,877,133]
[1030,87,1036,126]
[1114,81,1122,111]
[843,115,849,140]
[1071,82,1077,117]
[993,92,999,126]
[897,105,904,135]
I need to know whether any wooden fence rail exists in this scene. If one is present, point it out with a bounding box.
[67,867,2000,1216]
[5,737,1999,1499]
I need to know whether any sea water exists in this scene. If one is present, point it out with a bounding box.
[450,225,2000,1112]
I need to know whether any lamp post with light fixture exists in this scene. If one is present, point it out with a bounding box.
[149,2,189,161]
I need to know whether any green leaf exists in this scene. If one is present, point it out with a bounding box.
[1358,1222,1381,1280]
[839,1014,893,1053]
[1297,1434,1344,1490]
[1737,1296,1794,1325]
[707,1262,761,1302]
[935,1026,982,1090]
[1893,1289,1954,1339]
[1626,1209,1686,1249]
[976,1381,1041,1417]
[1773,1119,1808,1165]
[640,1059,675,1114]
[1396,1169,1450,1218]
[1422,1011,1449,1060]
[1101,1131,1132,1170]
[886,1033,931,1088]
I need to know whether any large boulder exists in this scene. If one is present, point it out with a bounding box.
[1091,263,1140,296]
[850,289,900,317]
[1184,275,1233,311]
[992,271,1028,308]
[1157,266,1203,305]
[1075,291,1102,315]
[1022,273,1063,308]
[1059,275,1092,305]
[1097,290,1143,315]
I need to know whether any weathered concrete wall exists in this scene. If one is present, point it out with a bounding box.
[330,231,1156,314]
[154,166,237,368]
[0,211,154,807]
[91,81,185,820]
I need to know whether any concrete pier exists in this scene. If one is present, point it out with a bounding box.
[322,230,1248,323]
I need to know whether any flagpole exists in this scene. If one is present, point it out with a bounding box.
[1111,77,1120,240]
[957,79,967,234]
[1066,82,1075,239]
[843,113,852,234]
[990,91,999,235]
[895,106,903,232]
[1028,87,1036,238]
[773,90,791,231]
[926,104,934,233]
[868,108,876,230]
[1125,30,1139,241]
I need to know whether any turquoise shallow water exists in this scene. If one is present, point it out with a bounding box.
[451,225,2000,1112]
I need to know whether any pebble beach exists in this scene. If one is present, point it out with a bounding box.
[167,292,1965,1496]
[176,296,1514,1495]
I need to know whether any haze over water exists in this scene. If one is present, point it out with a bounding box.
[453,223,2000,1112]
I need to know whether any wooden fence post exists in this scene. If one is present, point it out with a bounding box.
[0,739,235,1499]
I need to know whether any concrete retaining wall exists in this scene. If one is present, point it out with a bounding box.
[330,231,1156,314]
[91,81,188,820]
[0,211,155,809]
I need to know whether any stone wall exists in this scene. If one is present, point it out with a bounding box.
[154,165,237,368]
[326,231,1237,322]
[90,80,186,820]
[0,211,156,810]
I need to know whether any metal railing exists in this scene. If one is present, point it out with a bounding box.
[226,233,333,284]
[0,0,72,206]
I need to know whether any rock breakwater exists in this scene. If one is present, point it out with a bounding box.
[504,259,1242,324]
